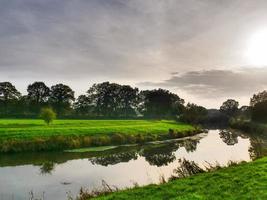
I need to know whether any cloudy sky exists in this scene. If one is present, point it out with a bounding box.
[1,0,267,108]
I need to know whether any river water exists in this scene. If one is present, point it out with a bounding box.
[0,129,266,200]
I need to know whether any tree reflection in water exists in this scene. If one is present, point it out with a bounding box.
[39,161,55,175]
[219,130,238,145]
[140,143,178,167]
[248,137,267,160]
[88,137,201,167]
[179,139,199,152]
[89,151,138,166]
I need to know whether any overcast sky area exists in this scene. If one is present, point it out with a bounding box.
[1,0,267,108]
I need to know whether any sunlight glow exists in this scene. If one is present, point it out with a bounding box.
[247,29,267,66]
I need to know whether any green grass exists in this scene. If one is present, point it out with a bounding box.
[0,119,194,139]
[0,119,198,153]
[92,157,267,200]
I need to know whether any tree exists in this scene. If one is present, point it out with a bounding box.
[220,99,239,117]
[73,95,94,116]
[250,90,267,106]
[180,103,207,124]
[117,85,139,117]
[251,100,267,122]
[0,82,21,101]
[87,82,116,117]
[49,84,75,116]
[40,107,56,125]
[87,82,139,118]
[250,91,267,122]
[0,82,21,116]
[138,89,184,118]
[27,82,50,103]
[27,82,50,114]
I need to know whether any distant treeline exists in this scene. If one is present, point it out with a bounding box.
[0,81,188,119]
[1,81,267,123]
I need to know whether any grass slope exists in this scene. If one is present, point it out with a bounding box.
[93,157,267,200]
[0,119,198,152]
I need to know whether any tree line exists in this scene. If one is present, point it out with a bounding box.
[0,81,187,119]
[1,81,267,123]
[218,91,267,123]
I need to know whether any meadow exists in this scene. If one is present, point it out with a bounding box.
[91,157,267,200]
[0,119,198,153]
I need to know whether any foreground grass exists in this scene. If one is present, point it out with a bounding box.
[0,119,198,153]
[92,157,267,200]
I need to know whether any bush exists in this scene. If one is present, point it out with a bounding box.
[126,135,137,144]
[168,129,177,138]
[136,134,145,144]
[111,133,126,144]
[40,107,56,125]
[91,136,111,146]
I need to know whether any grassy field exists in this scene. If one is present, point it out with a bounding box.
[0,119,198,153]
[92,157,267,200]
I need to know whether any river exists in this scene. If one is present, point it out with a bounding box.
[0,129,266,200]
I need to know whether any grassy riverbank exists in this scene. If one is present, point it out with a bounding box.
[230,119,267,135]
[91,157,267,200]
[0,119,199,153]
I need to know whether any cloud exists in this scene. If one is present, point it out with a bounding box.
[1,0,267,107]
[139,68,267,99]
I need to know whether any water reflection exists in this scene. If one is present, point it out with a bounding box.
[39,161,55,175]
[89,150,138,166]
[141,143,178,167]
[0,130,267,170]
[249,137,267,160]
[0,130,267,200]
[88,137,201,167]
[180,139,199,152]
[219,130,238,145]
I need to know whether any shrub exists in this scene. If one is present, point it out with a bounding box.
[91,136,111,146]
[40,107,56,125]
[136,134,145,144]
[144,133,157,142]
[111,133,126,144]
[126,135,136,144]
[168,129,177,138]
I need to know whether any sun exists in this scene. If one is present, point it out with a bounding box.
[247,29,267,66]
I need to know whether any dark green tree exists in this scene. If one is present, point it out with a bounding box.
[49,84,75,116]
[138,89,184,118]
[251,100,267,122]
[0,82,21,116]
[250,90,267,107]
[0,82,21,101]
[27,82,50,114]
[220,99,239,117]
[74,95,94,117]
[180,103,207,124]
[87,82,139,118]
[117,85,139,117]
[250,91,267,122]
[27,82,50,103]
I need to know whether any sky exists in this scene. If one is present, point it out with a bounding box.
[1,0,267,108]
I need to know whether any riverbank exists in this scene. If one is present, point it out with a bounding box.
[230,120,267,135]
[0,119,200,153]
[90,156,267,200]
